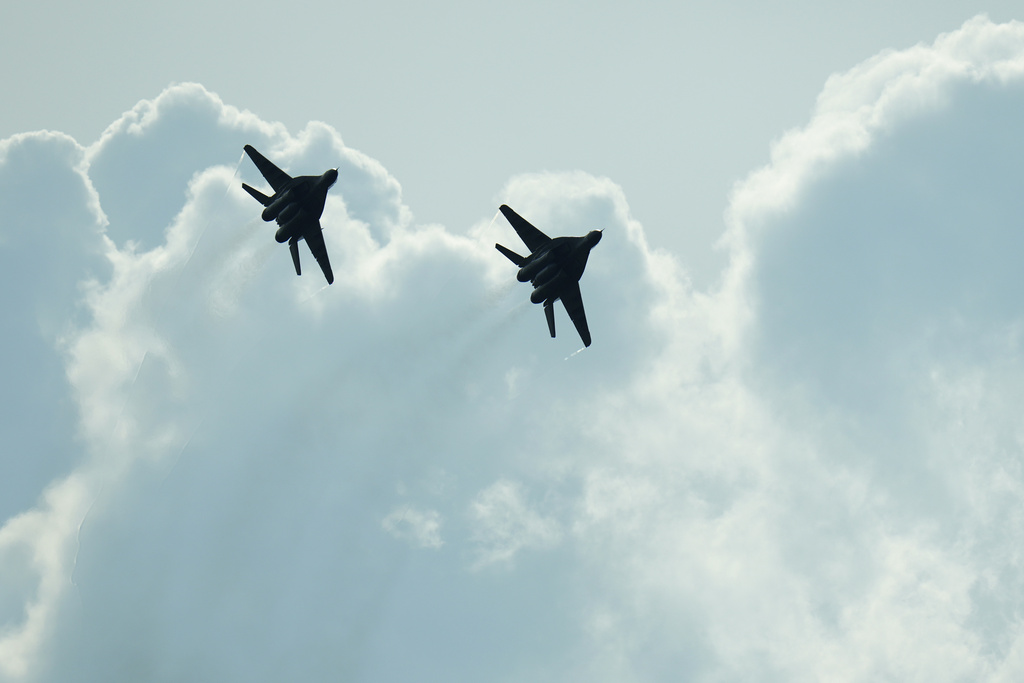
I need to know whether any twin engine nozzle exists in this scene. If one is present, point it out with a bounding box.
[517,251,554,283]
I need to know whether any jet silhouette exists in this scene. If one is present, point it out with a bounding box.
[241,145,338,284]
[495,204,602,347]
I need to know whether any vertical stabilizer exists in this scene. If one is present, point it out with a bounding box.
[289,240,302,276]
[544,301,556,338]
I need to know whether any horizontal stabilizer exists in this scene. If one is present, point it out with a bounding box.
[544,300,556,338]
[495,243,526,266]
[242,183,272,206]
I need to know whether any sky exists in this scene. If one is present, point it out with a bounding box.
[4,7,1024,683]
[3,0,1022,286]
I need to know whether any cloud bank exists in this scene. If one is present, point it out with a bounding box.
[3,15,1024,682]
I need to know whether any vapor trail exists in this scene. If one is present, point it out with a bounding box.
[181,152,246,270]
[564,345,588,360]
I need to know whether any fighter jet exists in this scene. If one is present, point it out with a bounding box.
[241,144,338,284]
[495,204,602,347]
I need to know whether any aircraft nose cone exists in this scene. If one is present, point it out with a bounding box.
[589,230,603,246]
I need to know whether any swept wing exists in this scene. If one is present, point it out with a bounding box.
[303,222,335,285]
[243,144,292,193]
[499,204,551,253]
[560,281,591,347]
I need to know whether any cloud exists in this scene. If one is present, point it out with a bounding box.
[468,479,562,569]
[382,505,444,549]
[0,81,675,682]
[723,16,1024,521]
[4,15,1024,682]
[0,131,106,522]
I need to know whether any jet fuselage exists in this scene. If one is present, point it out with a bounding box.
[519,231,602,304]
[266,170,338,244]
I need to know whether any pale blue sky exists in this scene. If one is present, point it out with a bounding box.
[2,0,1018,285]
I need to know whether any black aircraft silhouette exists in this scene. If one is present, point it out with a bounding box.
[241,144,338,284]
[495,204,602,347]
